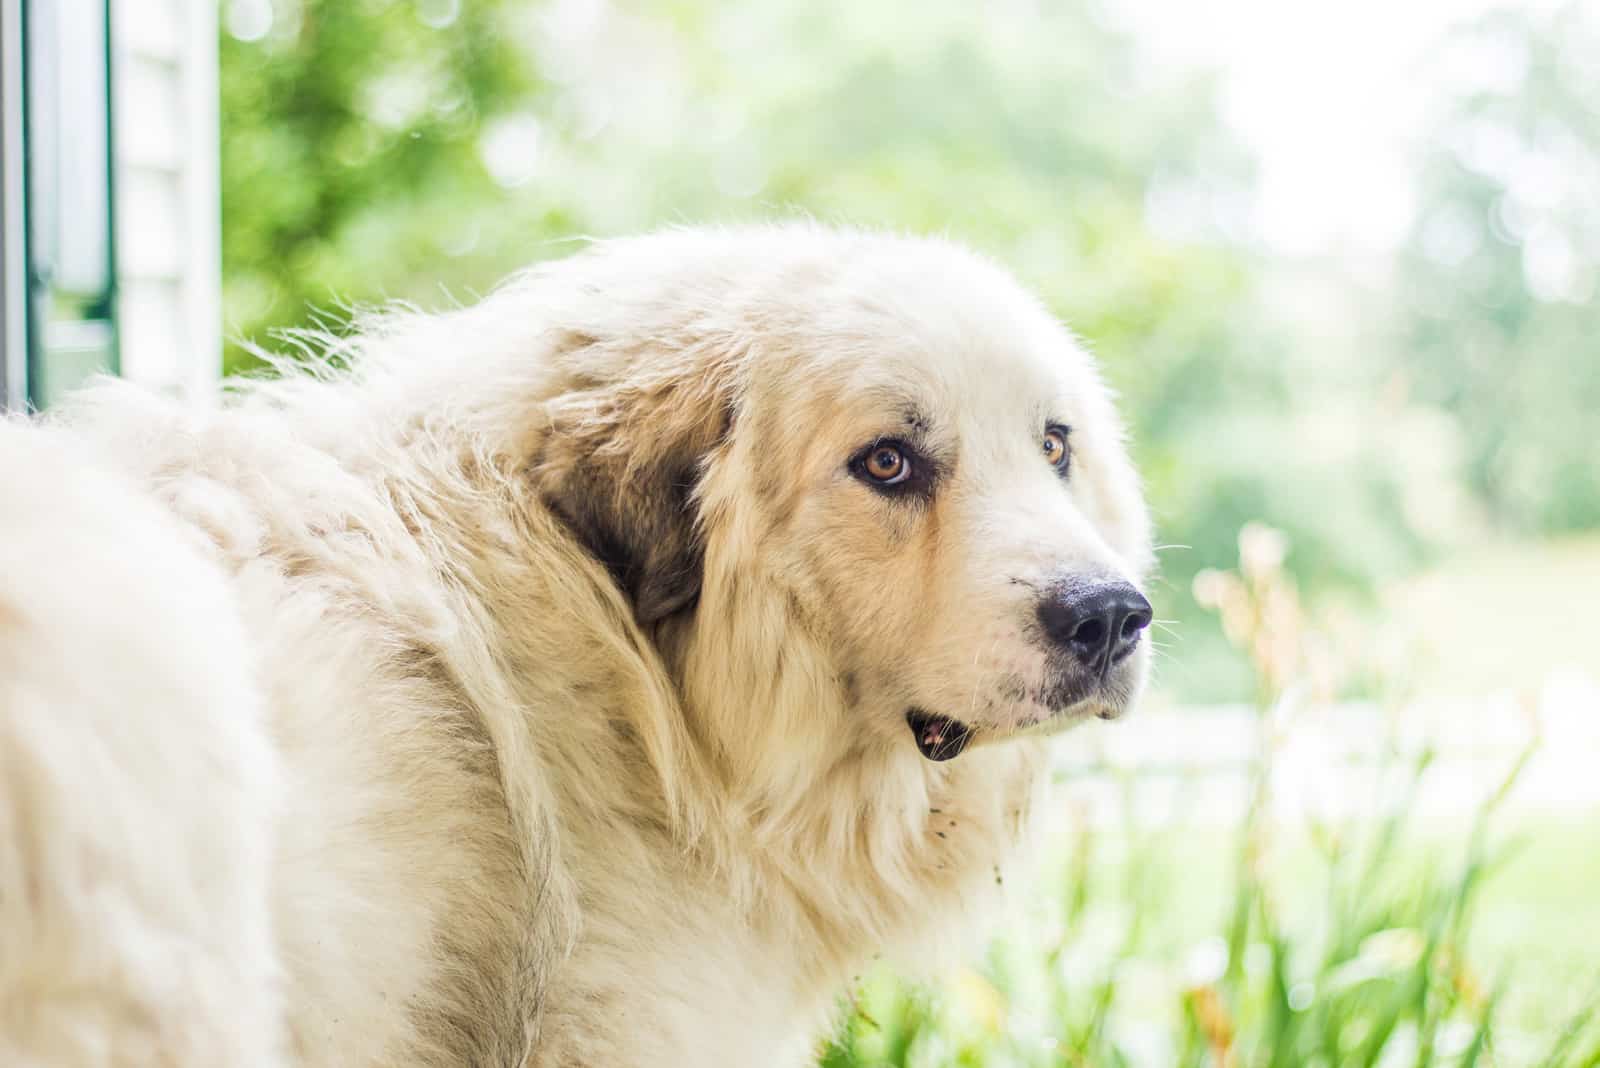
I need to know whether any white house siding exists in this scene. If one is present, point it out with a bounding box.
[114,0,220,401]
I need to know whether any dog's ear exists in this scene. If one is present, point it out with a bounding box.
[532,371,735,625]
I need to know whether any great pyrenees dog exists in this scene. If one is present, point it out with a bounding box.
[0,225,1153,1066]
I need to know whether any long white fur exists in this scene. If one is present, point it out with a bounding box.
[0,225,1151,1066]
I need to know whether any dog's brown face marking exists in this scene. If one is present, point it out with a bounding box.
[534,373,737,623]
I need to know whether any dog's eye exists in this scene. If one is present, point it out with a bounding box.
[850,438,930,495]
[864,445,910,484]
[1043,427,1070,474]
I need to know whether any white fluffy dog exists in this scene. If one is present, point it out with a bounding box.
[0,226,1153,1066]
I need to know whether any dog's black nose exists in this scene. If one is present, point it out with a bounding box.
[1037,580,1152,675]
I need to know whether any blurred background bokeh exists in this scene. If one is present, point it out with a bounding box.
[214,0,1598,1062]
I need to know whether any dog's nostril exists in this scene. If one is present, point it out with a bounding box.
[1120,608,1152,640]
[1071,617,1107,647]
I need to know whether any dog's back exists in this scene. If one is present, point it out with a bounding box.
[0,408,558,1066]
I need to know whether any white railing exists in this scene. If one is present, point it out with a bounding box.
[1043,667,1600,831]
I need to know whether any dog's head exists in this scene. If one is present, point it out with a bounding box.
[530,227,1153,766]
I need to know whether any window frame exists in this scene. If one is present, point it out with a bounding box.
[0,0,119,412]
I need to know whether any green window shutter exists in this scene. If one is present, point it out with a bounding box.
[0,0,118,412]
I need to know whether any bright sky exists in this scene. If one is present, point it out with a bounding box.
[1113,0,1545,257]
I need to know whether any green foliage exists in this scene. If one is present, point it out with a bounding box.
[220,0,551,373]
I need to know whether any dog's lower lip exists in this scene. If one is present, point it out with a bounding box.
[905,709,972,761]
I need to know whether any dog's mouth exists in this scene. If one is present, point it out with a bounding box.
[906,709,973,761]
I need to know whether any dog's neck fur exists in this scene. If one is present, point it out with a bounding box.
[536,495,1046,975]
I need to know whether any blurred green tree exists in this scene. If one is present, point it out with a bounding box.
[220,0,552,373]
[1392,3,1600,534]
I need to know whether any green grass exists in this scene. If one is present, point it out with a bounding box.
[1464,818,1600,1042]
[819,813,1600,1067]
